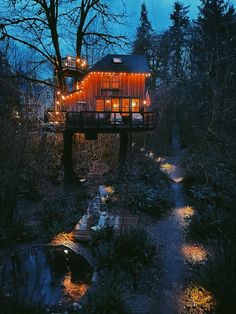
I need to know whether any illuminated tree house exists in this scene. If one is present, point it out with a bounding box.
[57,54,156,178]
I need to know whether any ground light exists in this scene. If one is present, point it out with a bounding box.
[182,244,208,264]
[181,286,216,313]
[160,163,176,173]
[176,206,195,226]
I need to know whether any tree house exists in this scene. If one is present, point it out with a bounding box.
[48,54,156,179]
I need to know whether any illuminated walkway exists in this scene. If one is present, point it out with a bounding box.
[149,124,186,314]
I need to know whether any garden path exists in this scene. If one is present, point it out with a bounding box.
[148,123,187,314]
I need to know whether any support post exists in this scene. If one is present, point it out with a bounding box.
[119,133,129,170]
[63,130,74,181]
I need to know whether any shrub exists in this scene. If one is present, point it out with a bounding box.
[0,221,36,246]
[79,275,126,314]
[125,185,173,217]
[40,196,82,240]
[92,226,156,276]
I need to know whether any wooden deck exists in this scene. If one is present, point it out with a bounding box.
[65,111,156,133]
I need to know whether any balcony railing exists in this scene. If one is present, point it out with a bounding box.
[66,111,156,131]
[62,56,88,73]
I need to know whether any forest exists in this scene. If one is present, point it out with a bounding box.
[0,0,235,313]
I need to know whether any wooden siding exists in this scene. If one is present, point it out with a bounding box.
[62,72,148,111]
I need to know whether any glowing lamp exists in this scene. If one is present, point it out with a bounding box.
[64,249,68,254]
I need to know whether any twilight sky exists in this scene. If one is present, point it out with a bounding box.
[115,0,201,45]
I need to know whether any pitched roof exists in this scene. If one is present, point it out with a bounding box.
[89,54,150,74]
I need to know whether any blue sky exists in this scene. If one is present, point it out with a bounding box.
[116,0,201,40]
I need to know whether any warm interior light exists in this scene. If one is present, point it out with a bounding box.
[67,56,71,60]
[143,100,147,105]
[57,91,61,95]
[55,111,59,115]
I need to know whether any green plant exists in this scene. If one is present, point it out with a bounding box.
[79,274,126,314]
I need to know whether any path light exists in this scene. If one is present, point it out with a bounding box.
[177,206,195,225]
[172,176,183,183]
[181,286,216,312]
[160,163,176,173]
[182,244,208,263]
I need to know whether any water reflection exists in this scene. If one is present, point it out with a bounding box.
[0,247,92,306]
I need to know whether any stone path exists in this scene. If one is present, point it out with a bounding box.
[148,123,186,314]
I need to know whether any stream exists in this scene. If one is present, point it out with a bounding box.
[0,247,92,308]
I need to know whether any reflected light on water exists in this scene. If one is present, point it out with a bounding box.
[182,244,208,263]
[63,272,89,300]
[182,286,216,312]
[160,163,176,173]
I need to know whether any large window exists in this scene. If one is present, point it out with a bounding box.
[102,75,110,88]
[96,98,105,111]
[121,98,129,112]
[131,98,140,112]
[111,98,120,111]
[111,74,120,89]
[101,74,120,89]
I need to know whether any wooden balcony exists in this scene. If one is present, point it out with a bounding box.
[65,111,156,133]
[62,56,88,76]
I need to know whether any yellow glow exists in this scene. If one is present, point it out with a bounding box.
[143,100,147,105]
[55,111,59,115]
[160,163,176,173]
[104,186,114,194]
[63,272,89,300]
[177,206,195,223]
[51,232,73,245]
[182,244,207,263]
[182,286,216,312]
[57,91,61,95]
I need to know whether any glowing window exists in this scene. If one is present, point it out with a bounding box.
[111,98,120,112]
[121,98,129,112]
[131,98,140,112]
[111,74,120,88]
[113,57,122,64]
[105,99,111,111]
[102,75,110,88]
[96,98,105,111]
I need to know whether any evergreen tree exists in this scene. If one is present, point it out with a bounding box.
[133,2,153,59]
[170,1,190,79]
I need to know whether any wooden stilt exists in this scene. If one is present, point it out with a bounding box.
[63,130,74,181]
[119,133,129,170]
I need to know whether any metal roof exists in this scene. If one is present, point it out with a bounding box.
[89,54,150,73]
